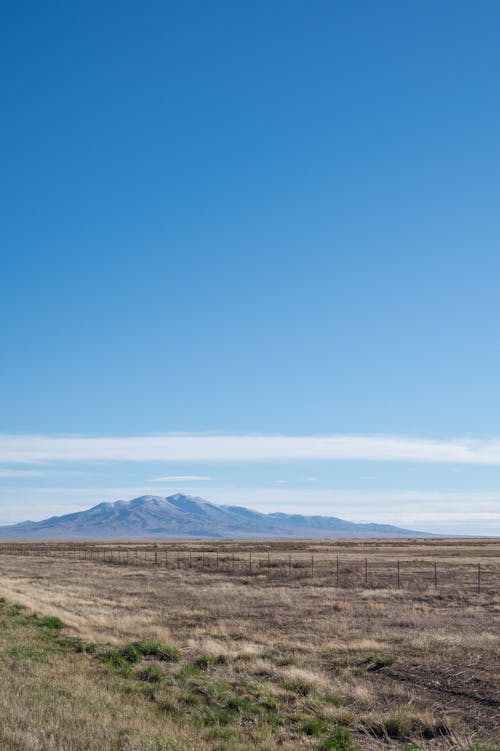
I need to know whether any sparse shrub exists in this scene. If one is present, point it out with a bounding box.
[137,665,163,683]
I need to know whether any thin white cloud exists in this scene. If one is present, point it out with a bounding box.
[0,468,47,477]
[4,432,500,465]
[150,475,214,482]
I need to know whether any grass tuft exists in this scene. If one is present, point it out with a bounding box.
[120,643,143,663]
[367,654,396,670]
[320,726,357,750]
[194,654,216,671]
[301,718,325,737]
[33,614,65,630]
[137,665,163,683]
[131,640,180,662]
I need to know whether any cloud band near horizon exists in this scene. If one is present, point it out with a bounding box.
[3,433,500,465]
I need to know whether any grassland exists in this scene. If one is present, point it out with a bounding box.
[0,539,498,751]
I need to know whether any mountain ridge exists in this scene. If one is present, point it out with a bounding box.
[0,493,432,540]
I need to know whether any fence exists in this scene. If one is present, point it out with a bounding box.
[1,542,499,594]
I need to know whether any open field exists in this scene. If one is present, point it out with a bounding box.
[2,538,500,594]
[0,539,499,751]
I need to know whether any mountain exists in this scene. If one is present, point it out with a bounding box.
[0,494,431,540]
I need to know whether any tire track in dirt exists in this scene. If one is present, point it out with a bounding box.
[382,666,500,708]
[375,666,500,739]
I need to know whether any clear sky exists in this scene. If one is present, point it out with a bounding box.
[1,1,500,534]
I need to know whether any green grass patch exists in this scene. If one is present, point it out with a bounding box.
[34,614,65,630]
[130,640,180,662]
[301,718,325,737]
[320,726,357,750]
[100,649,133,675]
[176,663,201,682]
[120,643,143,663]
[137,665,163,683]
[58,635,85,653]
[7,644,55,660]
[193,654,216,671]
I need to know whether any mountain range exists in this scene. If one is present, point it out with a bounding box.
[0,493,430,539]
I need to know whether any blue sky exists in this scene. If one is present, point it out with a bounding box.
[1,1,500,534]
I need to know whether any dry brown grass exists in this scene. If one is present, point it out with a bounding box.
[0,538,498,750]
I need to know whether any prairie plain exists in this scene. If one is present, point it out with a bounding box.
[0,539,498,751]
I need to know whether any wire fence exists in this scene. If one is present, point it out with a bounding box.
[1,542,499,594]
